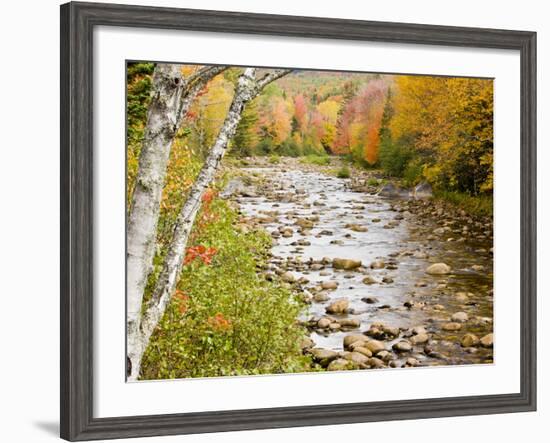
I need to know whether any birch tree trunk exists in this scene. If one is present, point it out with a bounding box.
[128,68,291,380]
[126,64,226,378]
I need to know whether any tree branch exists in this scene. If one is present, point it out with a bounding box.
[255,69,293,92]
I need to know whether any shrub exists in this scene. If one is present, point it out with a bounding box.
[255,138,275,155]
[378,137,413,177]
[337,166,351,178]
[268,154,281,164]
[301,154,331,166]
[402,158,424,187]
[278,139,302,157]
[367,178,379,186]
[435,190,493,218]
[140,198,310,379]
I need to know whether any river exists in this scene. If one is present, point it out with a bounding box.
[232,158,494,369]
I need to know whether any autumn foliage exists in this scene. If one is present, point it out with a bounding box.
[382,75,493,194]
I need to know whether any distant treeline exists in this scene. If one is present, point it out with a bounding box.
[127,64,493,196]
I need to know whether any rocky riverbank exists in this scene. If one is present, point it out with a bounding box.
[224,156,494,371]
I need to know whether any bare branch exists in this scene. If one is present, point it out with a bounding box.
[255,69,293,93]
[175,65,228,126]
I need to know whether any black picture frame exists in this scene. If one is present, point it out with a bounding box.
[60,1,537,441]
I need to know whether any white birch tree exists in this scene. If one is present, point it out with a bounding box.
[127,67,292,380]
[127,64,227,377]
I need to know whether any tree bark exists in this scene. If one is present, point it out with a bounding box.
[126,64,226,379]
[128,68,291,381]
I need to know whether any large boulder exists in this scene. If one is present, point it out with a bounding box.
[378,183,399,198]
[333,258,362,270]
[414,182,433,199]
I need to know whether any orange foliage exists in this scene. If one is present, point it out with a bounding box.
[184,245,217,266]
[173,290,190,314]
[207,313,232,332]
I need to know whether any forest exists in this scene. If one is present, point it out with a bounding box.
[126,63,494,380]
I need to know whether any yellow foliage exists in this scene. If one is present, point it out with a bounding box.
[316,100,340,125]
[390,75,493,194]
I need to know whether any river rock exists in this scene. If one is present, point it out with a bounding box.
[299,337,315,351]
[378,183,400,198]
[376,350,392,362]
[322,280,339,290]
[451,312,469,323]
[414,182,433,199]
[426,263,451,275]
[310,348,339,366]
[327,358,353,371]
[365,326,384,339]
[412,326,427,335]
[313,293,330,302]
[368,357,385,368]
[393,341,412,352]
[353,346,373,358]
[383,326,400,338]
[345,351,370,365]
[410,333,429,345]
[461,333,480,347]
[326,298,348,314]
[370,260,386,269]
[362,275,379,285]
[413,251,429,259]
[442,322,462,331]
[333,258,362,270]
[346,224,368,233]
[295,218,314,229]
[343,334,366,349]
[339,318,361,328]
[365,340,386,354]
[362,296,379,304]
[281,271,296,283]
[480,333,494,348]
[317,318,332,329]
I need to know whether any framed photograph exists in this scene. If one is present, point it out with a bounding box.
[60,1,536,440]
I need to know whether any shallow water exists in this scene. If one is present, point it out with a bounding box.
[236,165,493,367]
